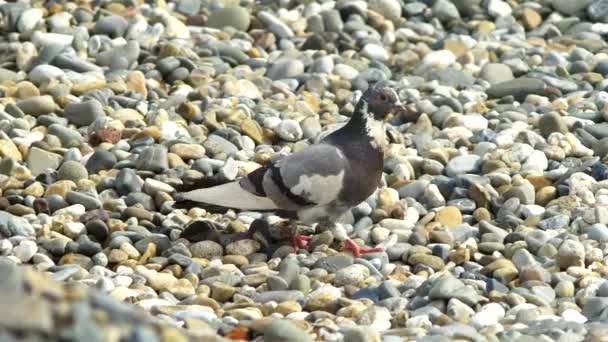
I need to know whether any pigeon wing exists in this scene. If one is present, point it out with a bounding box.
[265,143,349,207]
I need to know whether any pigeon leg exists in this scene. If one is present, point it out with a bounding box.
[343,239,384,257]
[292,234,312,250]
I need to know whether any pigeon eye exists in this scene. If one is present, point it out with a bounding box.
[378,94,387,101]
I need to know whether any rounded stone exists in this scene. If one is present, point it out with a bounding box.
[539,112,567,138]
[57,160,89,182]
[206,7,251,31]
[190,241,223,259]
[435,206,463,228]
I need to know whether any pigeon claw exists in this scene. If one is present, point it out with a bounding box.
[292,234,312,250]
[343,239,384,257]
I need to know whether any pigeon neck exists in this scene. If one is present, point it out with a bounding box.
[347,100,372,134]
[345,100,387,149]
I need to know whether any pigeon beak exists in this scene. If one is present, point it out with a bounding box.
[389,99,407,116]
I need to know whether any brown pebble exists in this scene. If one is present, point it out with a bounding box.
[33,198,50,214]
[89,127,122,146]
[0,197,9,210]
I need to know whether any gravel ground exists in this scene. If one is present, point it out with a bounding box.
[2,0,608,341]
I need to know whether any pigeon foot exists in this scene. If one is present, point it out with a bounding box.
[343,239,384,257]
[292,234,312,250]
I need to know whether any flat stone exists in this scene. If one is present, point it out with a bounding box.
[0,139,23,161]
[16,95,57,117]
[480,63,514,84]
[445,155,481,177]
[263,320,313,342]
[136,146,168,173]
[557,239,585,269]
[27,146,63,176]
[0,296,53,333]
[539,112,567,138]
[257,11,294,39]
[486,78,546,101]
[267,59,305,80]
[435,206,463,228]
[206,7,250,31]
[57,160,88,182]
[63,100,105,126]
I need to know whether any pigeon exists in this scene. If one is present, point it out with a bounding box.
[174,85,405,256]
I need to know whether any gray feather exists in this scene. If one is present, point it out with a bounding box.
[275,144,348,205]
[179,182,279,210]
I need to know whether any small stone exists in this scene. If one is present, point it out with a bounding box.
[487,78,546,101]
[23,182,44,197]
[276,120,303,142]
[13,240,37,263]
[86,150,117,174]
[480,63,514,85]
[263,320,313,342]
[93,15,128,37]
[57,160,88,182]
[343,327,381,342]
[169,143,206,160]
[190,241,223,259]
[335,264,369,287]
[488,0,512,17]
[408,253,445,271]
[555,281,575,298]
[0,139,23,161]
[86,220,109,241]
[275,301,302,315]
[63,100,105,127]
[16,95,57,117]
[557,239,585,269]
[314,255,354,272]
[206,7,250,31]
[136,146,168,173]
[108,249,128,263]
[422,50,456,68]
[432,0,461,21]
[257,11,294,39]
[503,182,536,205]
[521,8,542,29]
[361,44,389,63]
[27,146,63,176]
[539,112,567,138]
[588,0,608,22]
[471,303,505,327]
[267,59,304,80]
[445,155,480,177]
[225,239,260,256]
[369,0,403,24]
[211,282,236,302]
[435,206,463,228]
[224,79,262,99]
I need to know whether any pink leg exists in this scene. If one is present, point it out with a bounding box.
[343,239,384,257]
[292,234,312,250]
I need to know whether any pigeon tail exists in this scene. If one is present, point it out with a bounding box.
[175,181,280,211]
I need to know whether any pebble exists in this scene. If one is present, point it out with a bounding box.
[16,95,57,117]
[0,0,606,340]
[445,155,481,177]
[63,100,105,127]
[267,59,305,80]
[27,147,63,176]
[480,63,514,84]
[57,161,89,182]
[206,7,251,31]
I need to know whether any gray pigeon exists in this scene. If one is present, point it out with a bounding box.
[174,85,405,256]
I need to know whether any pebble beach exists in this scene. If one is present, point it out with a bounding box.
[1,0,608,341]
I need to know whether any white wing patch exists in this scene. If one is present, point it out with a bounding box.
[290,170,345,205]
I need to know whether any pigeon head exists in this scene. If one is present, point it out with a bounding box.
[358,85,404,120]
